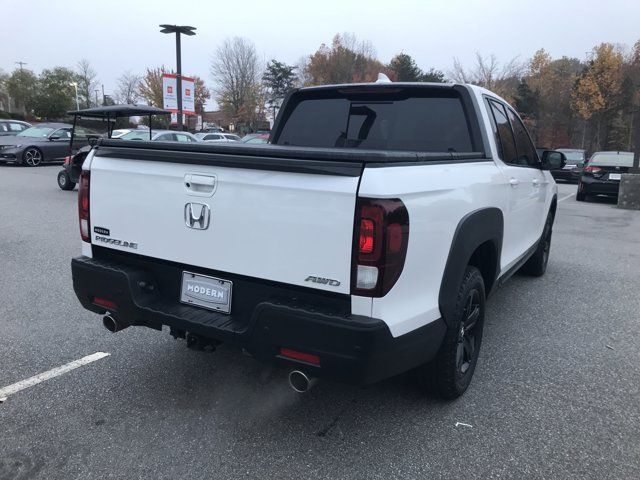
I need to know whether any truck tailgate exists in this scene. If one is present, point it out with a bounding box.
[88,153,360,294]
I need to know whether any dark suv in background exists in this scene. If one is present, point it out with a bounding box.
[552,148,585,183]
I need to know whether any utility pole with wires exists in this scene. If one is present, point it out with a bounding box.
[15,61,27,72]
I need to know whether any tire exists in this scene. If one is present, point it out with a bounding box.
[22,147,43,167]
[416,266,486,399]
[57,170,76,190]
[520,212,553,277]
[576,182,587,201]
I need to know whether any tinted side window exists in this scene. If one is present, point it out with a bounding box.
[157,133,174,141]
[0,123,8,132]
[507,109,539,167]
[487,100,518,165]
[9,123,26,132]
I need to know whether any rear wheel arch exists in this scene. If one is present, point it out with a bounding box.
[438,208,503,327]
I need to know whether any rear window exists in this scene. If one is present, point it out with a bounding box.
[589,152,634,167]
[275,90,474,153]
[560,151,585,162]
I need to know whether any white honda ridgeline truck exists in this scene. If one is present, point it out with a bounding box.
[72,80,567,398]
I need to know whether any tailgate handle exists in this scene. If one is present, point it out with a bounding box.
[184,174,217,197]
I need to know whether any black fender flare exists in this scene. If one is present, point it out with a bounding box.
[549,194,558,221]
[438,208,504,327]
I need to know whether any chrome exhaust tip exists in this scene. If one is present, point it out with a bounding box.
[102,314,128,333]
[288,370,316,393]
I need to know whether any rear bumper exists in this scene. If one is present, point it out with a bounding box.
[580,176,620,196]
[71,250,445,385]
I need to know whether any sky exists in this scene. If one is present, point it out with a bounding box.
[1,0,639,110]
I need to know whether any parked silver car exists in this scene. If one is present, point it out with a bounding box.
[119,129,199,142]
[0,120,32,136]
[195,132,241,142]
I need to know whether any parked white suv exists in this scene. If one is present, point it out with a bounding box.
[72,81,566,398]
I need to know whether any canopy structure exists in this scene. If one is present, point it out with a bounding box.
[67,105,172,147]
[67,104,171,118]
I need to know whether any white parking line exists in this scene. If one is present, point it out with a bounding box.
[0,352,110,401]
[559,193,574,202]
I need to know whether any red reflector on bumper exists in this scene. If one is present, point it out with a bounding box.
[280,347,320,366]
[93,297,117,310]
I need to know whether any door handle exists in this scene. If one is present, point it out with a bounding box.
[184,174,218,197]
[509,178,519,187]
[532,179,541,187]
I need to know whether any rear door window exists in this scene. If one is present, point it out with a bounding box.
[486,99,518,165]
[275,91,474,153]
[9,122,26,132]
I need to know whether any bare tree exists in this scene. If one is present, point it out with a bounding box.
[210,37,261,125]
[76,59,98,107]
[450,53,522,100]
[114,71,141,105]
[295,56,312,86]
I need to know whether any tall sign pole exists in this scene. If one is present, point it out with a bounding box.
[175,32,183,131]
[160,25,196,131]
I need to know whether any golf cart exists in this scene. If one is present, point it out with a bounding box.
[57,105,171,190]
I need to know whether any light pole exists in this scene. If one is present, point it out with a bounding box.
[159,24,196,131]
[69,82,80,110]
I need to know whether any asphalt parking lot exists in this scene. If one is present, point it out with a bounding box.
[1,165,639,480]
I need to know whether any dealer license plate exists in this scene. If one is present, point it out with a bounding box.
[609,173,622,181]
[180,271,232,313]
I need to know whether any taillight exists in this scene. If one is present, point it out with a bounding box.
[584,165,601,174]
[279,347,320,366]
[93,297,117,310]
[78,170,90,242]
[352,198,409,297]
[63,155,73,165]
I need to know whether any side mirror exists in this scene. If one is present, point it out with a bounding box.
[49,135,60,141]
[541,150,566,171]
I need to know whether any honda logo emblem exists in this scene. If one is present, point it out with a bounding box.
[184,203,211,230]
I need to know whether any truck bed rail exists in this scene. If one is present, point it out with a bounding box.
[94,139,489,177]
